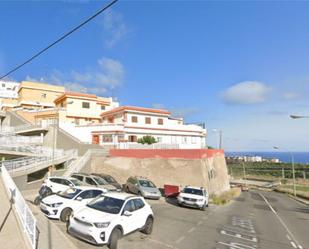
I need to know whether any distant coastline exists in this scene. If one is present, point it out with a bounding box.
[225,151,309,164]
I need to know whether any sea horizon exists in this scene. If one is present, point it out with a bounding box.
[225,151,309,164]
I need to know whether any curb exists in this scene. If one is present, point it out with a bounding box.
[288,195,309,207]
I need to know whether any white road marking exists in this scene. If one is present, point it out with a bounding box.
[298,246,303,249]
[220,230,257,242]
[287,234,292,241]
[218,241,257,249]
[291,241,297,248]
[175,236,185,244]
[188,227,196,233]
[259,193,303,249]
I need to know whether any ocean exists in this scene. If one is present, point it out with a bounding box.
[225,151,309,164]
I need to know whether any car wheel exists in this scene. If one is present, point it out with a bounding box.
[108,228,121,249]
[201,203,207,211]
[141,216,154,235]
[60,208,72,222]
[34,196,40,206]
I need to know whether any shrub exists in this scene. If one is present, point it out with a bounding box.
[137,135,157,145]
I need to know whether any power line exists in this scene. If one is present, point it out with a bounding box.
[0,0,118,80]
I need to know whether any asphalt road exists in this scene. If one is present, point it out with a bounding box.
[24,189,309,249]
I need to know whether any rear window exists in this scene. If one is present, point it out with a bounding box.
[57,188,82,199]
[183,188,203,196]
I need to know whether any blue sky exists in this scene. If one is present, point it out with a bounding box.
[1,0,309,151]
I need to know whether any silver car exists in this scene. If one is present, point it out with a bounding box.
[125,176,161,200]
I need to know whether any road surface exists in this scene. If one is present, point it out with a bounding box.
[24,189,309,249]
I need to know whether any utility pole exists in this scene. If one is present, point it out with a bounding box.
[219,130,222,149]
[242,161,247,186]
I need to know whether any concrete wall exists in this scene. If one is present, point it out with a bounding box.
[43,126,102,156]
[90,153,230,195]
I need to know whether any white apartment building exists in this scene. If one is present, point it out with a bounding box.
[0,80,19,99]
[61,106,207,149]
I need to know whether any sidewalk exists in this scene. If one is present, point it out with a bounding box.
[22,190,78,249]
[0,178,28,249]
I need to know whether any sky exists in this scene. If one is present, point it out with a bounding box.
[0,0,309,152]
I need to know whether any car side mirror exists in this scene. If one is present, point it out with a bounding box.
[76,196,82,201]
[123,210,132,217]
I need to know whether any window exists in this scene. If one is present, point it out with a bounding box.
[50,178,61,184]
[71,175,83,181]
[145,117,151,124]
[157,137,162,143]
[182,136,188,144]
[41,93,46,98]
[108,116,114,123]
[61,179,72,186]
[128,135,137,142]
[133,199,145,210]
[77,190,103,199]
[103,134,113,143]
[158,118,163,125]
[123,200,136,213]
[86,177,97,186]
[101,105,106,110]
[82,102,90,109]
[131,116,138,123]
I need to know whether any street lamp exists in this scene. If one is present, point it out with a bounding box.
[212,129,223,149]
[290,114,309,119]
[273,146,296,196]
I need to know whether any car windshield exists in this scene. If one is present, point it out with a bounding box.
[57,188,82,199]
[70,178,83,186]
[93,176,108,185]
[183,188,203,196]
[104,175,117,183]
[87,196,125,214]
[139,180,156,188]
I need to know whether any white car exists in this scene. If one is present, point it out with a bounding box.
[177,186,209,210]
[67,192,154,249]
[43,176,84,194]
[40,186,104,222]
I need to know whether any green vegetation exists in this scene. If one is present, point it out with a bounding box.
[211,188,241,205]
[137,135,157,145]
[228,161,309,180]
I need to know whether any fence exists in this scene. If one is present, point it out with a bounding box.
[0,163,37,249]
[115,143,180,149]
[0,135,43,145]
[3,149,78,173]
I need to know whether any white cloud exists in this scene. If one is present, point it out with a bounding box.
[222,81,271,105]
[282,92,300,100]
[26,57,124,95]
[102,10,130,48]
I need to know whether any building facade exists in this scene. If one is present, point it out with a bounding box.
[89,106,206,148]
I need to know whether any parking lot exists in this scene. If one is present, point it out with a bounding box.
[23,189,218,249]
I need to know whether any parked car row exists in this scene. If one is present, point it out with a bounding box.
[36,173,208,249]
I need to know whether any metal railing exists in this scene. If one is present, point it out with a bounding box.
[3,149,78,173]
[0,163,37,249]
[115,143,180,149]
[63,149,108,177]
[0,144,64,156]
[0,135,43,146]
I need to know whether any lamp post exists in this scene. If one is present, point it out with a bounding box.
[273,146,296,196]
[212,129,223,149]
[290,114,309,119]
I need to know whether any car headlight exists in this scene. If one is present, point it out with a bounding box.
[198,199,204,202]
[51,202,63,208]
[94,222,110,228]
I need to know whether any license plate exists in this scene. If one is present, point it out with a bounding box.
[185,201,194,205]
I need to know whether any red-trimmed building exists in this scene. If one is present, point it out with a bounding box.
[89,106,206,149]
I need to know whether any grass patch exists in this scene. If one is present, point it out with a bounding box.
[211,188,241,205]
[280,184,309,192]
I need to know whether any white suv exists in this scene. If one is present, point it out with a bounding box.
[42,177,84,194]
[177,186,209,210]
[40,186,104,222]
[67,192,154,249]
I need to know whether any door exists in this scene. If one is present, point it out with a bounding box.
[120,200,138,234]
[92,135,100,144]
